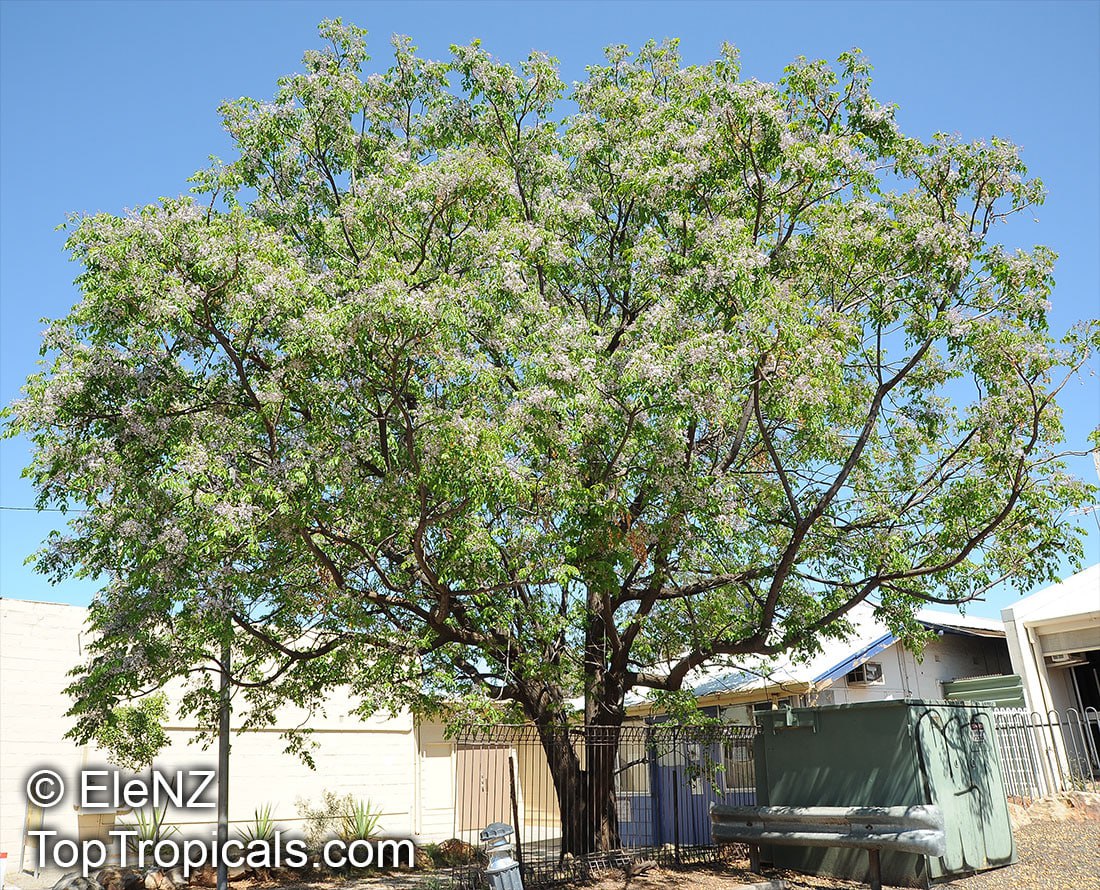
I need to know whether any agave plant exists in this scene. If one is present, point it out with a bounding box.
[339,798,382,843]
[124,805,179,853]
[236,802,280,845]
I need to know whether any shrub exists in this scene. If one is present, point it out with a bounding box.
[296,790,383,848]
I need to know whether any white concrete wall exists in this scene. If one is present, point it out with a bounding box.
[0,598,456,862]
[148,716,419,841]
[1002,566,1100,713]
[415,721,457,842]
[0,599,100,859]
[821,632,1011,705]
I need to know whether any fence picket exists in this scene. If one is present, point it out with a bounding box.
[991,707,1100,800]
[452,723,758,888]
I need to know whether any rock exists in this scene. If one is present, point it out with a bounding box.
[413,847,434,870]
[187,866,216,888]
[436,838,477,865]
[94,869,145,890]
[52,874,103,890]
[1006,791,1100,828]
[1007,800,1031,829]
[1064,790,1100,820]
[143,871,176,890]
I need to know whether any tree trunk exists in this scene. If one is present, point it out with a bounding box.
[525,698,624,857]
[533,720,590,857]
[584,722,622,853]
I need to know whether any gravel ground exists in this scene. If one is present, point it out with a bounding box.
[587,819,1100,889]
[947,819,1100,890]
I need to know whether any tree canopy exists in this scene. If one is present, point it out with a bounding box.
[91,693,171,772]
[8,22,1097,764]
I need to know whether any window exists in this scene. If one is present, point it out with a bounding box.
[722,739,753,791]
[616,745,650,794]
[752,697,791,714]
[687,743,706,795]
[846,662,884,685]
[723,739,752,764]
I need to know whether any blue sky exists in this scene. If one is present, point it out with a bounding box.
[1,0,1097,615]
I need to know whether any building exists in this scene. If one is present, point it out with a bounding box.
[0,598,458,862]
[625,601,1014,721]
[0,594,1023,869]
[1001,564,1100,715]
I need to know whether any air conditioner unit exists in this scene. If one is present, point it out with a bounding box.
[846,661,884,685]
[1045,652,1089,668]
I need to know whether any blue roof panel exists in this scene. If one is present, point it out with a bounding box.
[812,631,897,684]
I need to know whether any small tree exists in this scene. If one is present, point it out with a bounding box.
[92,693,170,772]
[9,22,1097,854]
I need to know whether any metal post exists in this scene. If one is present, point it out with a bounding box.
[508,753,525,874]
[671,769,681,866]
[748,844,760,874]
[216,638,231,890]
[867,848,882,890]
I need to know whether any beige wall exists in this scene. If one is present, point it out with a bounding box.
[0,598,457,862]
[415,721,457,841]
[149,717,419,840]
[838,632,1012,704]
[1,599,98,858]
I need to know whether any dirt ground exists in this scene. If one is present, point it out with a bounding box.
[368,816,1099,888]
[9,820,1099,890]
[584,819,1100,889]
[240,818,1100,888]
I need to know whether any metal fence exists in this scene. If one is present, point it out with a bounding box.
[992,707,1100,800]
[451,722,758,888]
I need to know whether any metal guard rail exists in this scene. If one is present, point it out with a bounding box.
[710,804,946,890]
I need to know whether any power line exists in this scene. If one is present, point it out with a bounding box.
[0,505,86,513]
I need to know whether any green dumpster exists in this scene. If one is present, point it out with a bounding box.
[753,700,1015,888]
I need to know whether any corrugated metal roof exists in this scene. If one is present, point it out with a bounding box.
[812,631,897,684]
[625,602,1009,710]
[916,608,1006,638]
[942,673,1026,708]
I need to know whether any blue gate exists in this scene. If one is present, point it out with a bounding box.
[617,724,758,852]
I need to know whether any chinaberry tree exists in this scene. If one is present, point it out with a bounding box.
[9,21,1098,853]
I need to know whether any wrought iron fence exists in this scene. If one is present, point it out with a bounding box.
[992,707,1100,800]
[451,722,758,888]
